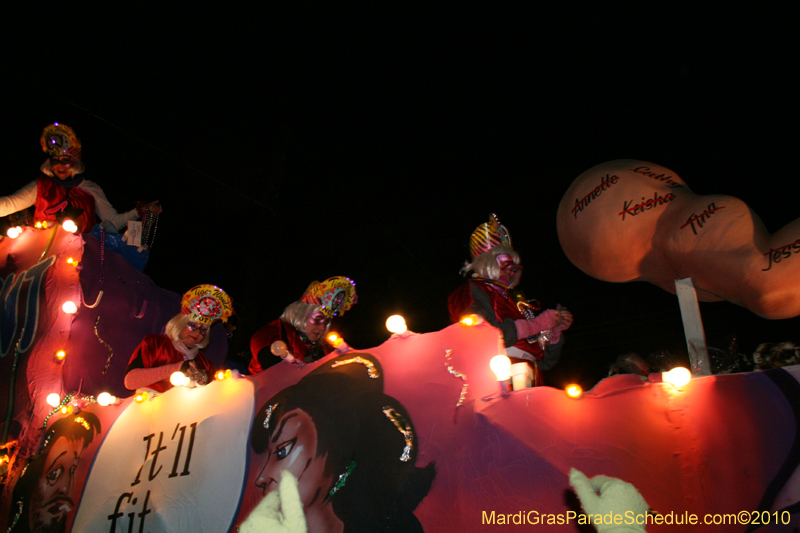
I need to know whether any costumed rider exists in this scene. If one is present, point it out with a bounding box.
[448,214,573,385]
[249,277,357,374]
[125,285,234,393]
[0,122,161,233]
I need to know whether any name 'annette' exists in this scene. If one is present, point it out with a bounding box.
[572,174,619,218]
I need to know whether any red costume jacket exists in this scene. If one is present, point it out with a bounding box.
[249,318,332,375]
[35,175,97,232]
[126,335,215,393]
[449,279,564,385]
[449,279,547,358]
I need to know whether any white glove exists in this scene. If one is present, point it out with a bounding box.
[240,470,307,533]
[569,468,649,533]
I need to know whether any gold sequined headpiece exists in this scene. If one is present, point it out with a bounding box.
[41,123,82,159]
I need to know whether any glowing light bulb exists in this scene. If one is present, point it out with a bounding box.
[60,405,73,415]
[663,367,691,388]
[565,384,584,399]
[6,226,22,239]
[215,370,232,381]
[66,257,75,265]
[62,301,78,314]
[489,355,512,381]
[386,315,407,334]
[97,392,115,406]
[55,350,66,361]
[62,219,78,233]
[46,393,61,407]
[460,314,481,327]
[135,392,149,403]
[170,371,190,387]
[35,221,43,229]
[42,221,48,229]
[270,340,288,357]
[327,332,344,348]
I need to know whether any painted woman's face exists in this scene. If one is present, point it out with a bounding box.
[255,409,331,509]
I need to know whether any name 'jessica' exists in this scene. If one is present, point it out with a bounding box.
[572,174,619,218]
[763,238,800,271]
[619,192,676,220]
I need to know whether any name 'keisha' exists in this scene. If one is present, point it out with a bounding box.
[619,192,676,220]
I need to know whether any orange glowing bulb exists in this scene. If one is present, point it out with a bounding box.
[460,314,481,327]
[66,257,75,265]
[327,332,344,348]
[565,384,584,399]
[35,221,43,229]
[55,350,66,361]
[663,367,691,388]
[135,392,149,403]
[60,405,73,415]
[215,370,227,381]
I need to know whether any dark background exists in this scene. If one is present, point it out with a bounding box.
[4,4,798,389]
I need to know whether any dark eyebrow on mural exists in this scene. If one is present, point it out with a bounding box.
[271,413,298,445]
[45,451,68,473]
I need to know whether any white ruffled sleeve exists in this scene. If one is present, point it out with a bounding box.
[0,180,38,218]
[79,180,139,231]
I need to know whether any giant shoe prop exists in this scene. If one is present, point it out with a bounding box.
[2,224,800,532]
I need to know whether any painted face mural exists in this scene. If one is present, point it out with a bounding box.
[7,413,101,533]
[29,437,83,533]
[248,354,436,533]
[255,409,332,509]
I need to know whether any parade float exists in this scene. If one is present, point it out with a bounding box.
[1,160,799,532]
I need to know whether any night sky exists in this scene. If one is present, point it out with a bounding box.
[5,5,798,388]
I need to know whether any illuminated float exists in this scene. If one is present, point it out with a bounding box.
[1,192,799,532]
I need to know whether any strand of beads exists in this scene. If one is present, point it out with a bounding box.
[99,226,106,283]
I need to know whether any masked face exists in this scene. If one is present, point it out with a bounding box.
[255,409,331,509]
[495,253,522,286]
[179,321,209,348]
[50,156,76,180]
[302,312,330,343]
[29,437,84,533]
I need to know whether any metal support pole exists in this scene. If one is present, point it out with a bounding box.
[674,277,711,375]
